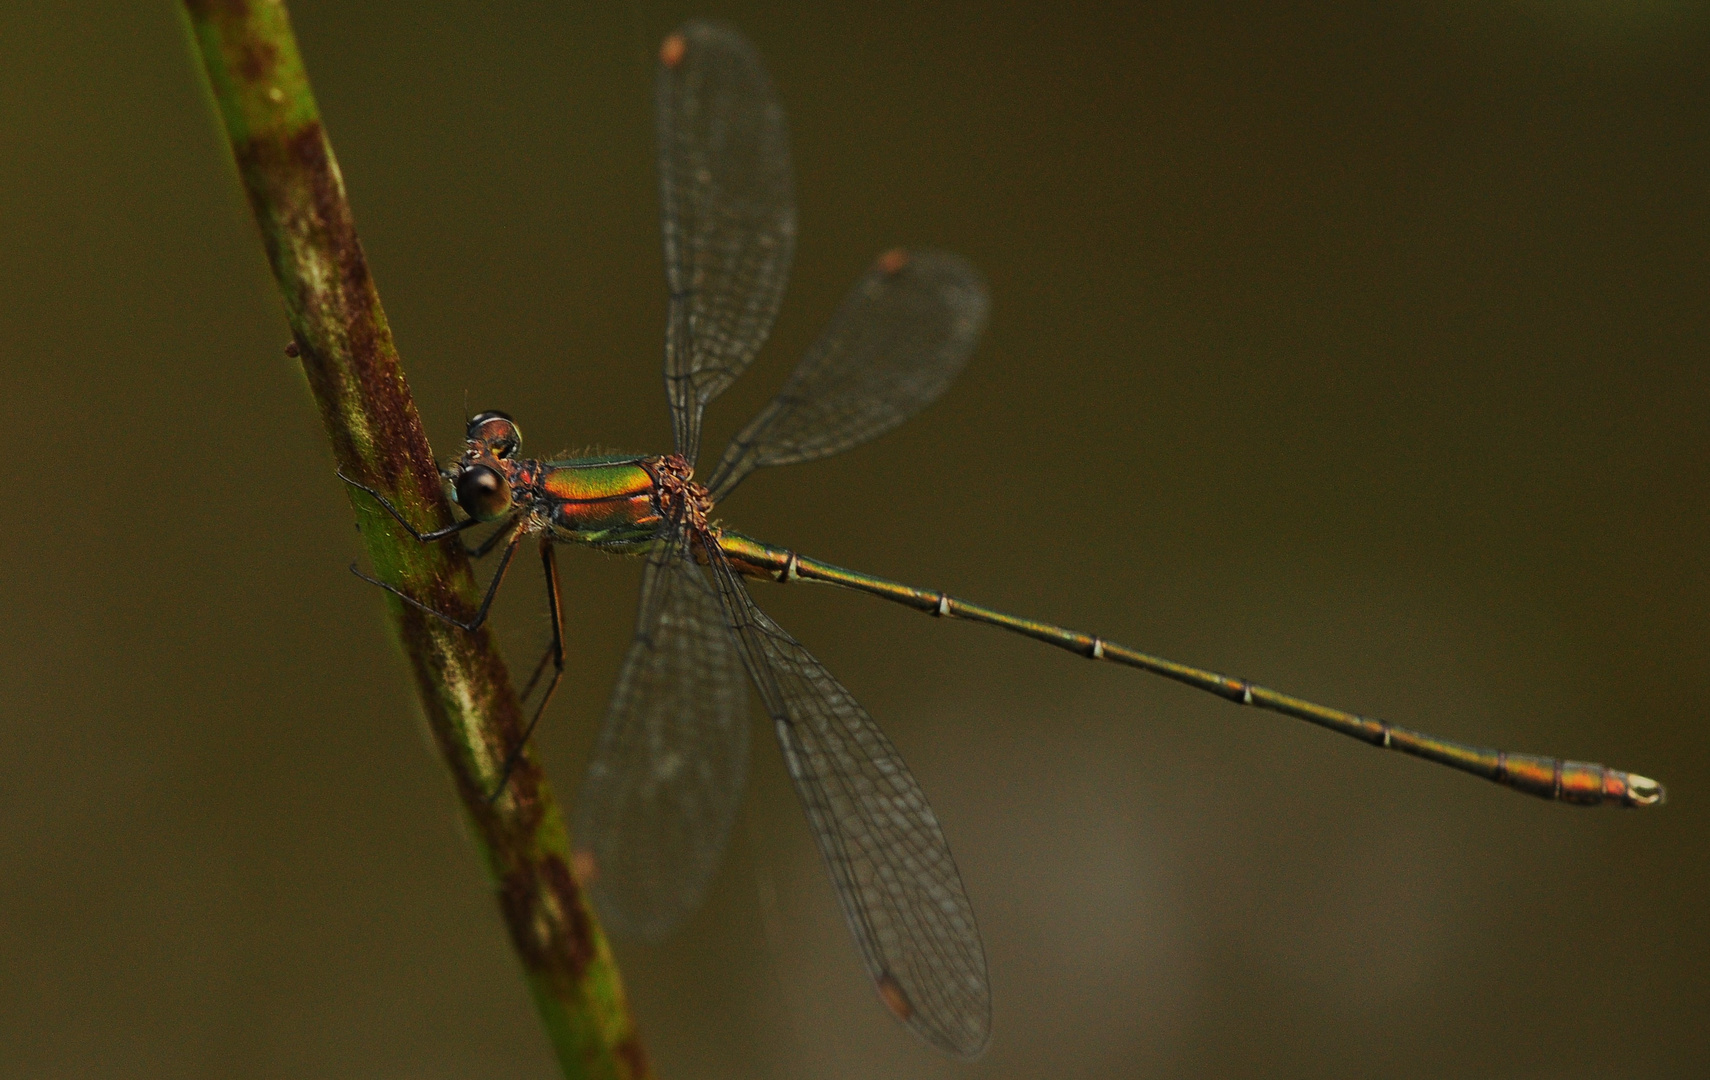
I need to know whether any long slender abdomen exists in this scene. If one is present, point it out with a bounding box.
[713,530,1664,808]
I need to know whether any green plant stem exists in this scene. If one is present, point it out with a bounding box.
[181,4,649,1077]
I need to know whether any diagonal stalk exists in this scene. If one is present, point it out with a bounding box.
[180,4,650,1077]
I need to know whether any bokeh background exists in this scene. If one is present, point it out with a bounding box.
[3,1,1706,1076]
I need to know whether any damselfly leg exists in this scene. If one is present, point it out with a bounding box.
[337,467,485,548]
[339,468,567,799]
[489,538,567,802]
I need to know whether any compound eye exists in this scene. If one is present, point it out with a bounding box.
[455,464,513,522]
[466,411,521,458]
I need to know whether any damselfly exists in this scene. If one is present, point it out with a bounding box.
[343,20,1664,1058]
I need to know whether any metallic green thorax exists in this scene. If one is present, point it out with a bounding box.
[531,456,665,550]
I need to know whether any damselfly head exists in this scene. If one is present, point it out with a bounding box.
[466,410,521,459]
[446,411,522,520]
[452,462,513,522]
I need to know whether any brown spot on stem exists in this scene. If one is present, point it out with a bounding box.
[660,33,687,69]
[233,120,394,478]
[498,865,549,970]
[492,853,598,989]
[237,38,278,83]
[284,340,300,357]
[876,971,914,1020]
[614,1036,651,1079]
[184,0,249,19]
[572,848,599,884]
[877,247,910,275]
[542,854,598,977]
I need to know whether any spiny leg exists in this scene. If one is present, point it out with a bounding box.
[488,537,567,803]
[518,537,567,705]
[349,515,528,632]
[466,517,519,560]
[519,633,556,703]
[337,467,481,545]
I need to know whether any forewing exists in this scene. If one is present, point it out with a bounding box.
[658,20,797,466]
[574,527,749,940]
[706,248,988,503]
[707,547,991,1057]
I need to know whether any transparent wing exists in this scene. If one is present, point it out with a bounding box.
[574,525,749,940]
[658,20,797,467]
[707,546,991,1057]
[705,248,988,503]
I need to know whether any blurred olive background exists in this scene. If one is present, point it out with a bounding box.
[3,1,1706,1076]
